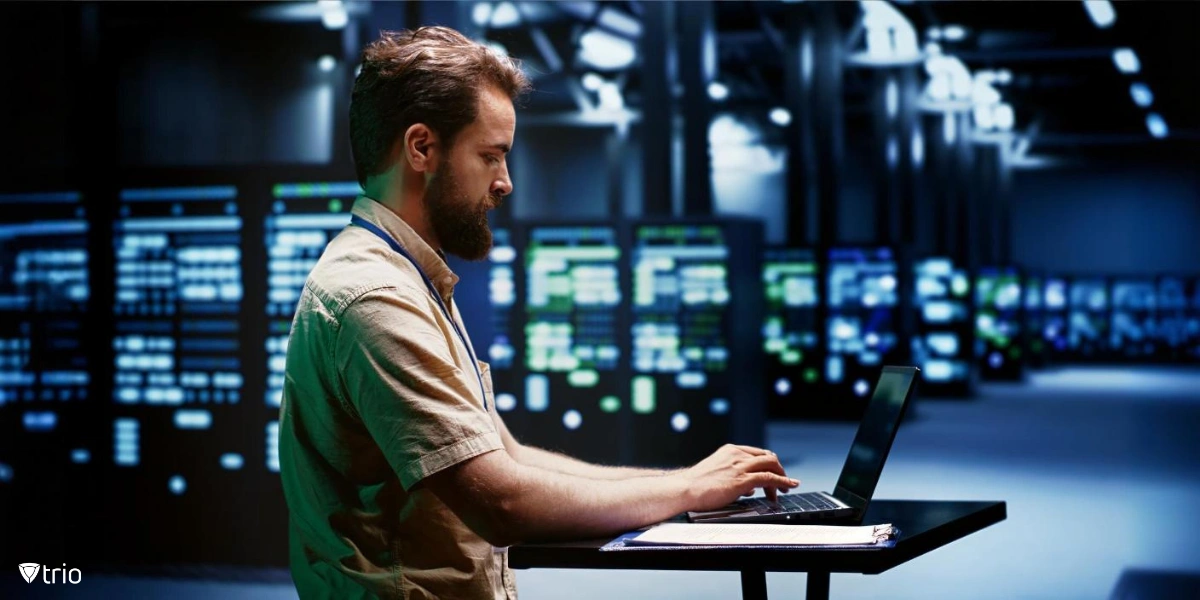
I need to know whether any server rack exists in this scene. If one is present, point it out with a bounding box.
[628,219,764,466]
[1068,277,1110,359]
[1024,274,1048,369]
[1156,275,1200,362]
[1042,276,1071,362]
[824,247,902,418]
[0,181,92,563]
[976,266,1024,380]
[1110,278,1158,360]
[517,222,629,465]
[762,247,822,418]
[912,257,972,396]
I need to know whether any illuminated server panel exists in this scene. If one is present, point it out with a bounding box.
[485,228,523,423]
[912,258,971,394]
[111,186,247,494]
[1155,276,1200,362]
[1024,275,1047,368]
[825,247,900,409]
[1110,279,1157,360]
[975,267,1023,380]
[631,222,763,466]
[762,248,821,417]
[1042,277,1070,360]
[264,181,357,472]
[521,225,625,464]
[0,191,90,501]
[1068,278,1109,358]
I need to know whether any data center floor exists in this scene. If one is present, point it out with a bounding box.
[5,366,1199,599]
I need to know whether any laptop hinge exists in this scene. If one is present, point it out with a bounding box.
[832,485,869,512]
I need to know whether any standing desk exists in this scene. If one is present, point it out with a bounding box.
[510,500,1007,600]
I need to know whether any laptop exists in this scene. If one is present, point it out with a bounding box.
[688,365,919,525]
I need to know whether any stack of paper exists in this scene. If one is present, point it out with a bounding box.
[625,522,897,547]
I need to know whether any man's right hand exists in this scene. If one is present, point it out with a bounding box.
[678,444,800,511]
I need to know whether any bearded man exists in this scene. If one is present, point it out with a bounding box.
[278,26,798,600]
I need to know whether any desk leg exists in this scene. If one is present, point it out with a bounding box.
[806,572,829,600]
[740,570,768,600]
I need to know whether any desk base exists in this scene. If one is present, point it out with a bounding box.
[739,570,828,600]
[741,570,765,600]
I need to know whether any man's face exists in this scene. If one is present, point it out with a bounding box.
[426,85,516,261]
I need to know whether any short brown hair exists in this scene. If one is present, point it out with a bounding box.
[349,26,531,187]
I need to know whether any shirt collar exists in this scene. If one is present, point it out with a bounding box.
[351,195,460,299]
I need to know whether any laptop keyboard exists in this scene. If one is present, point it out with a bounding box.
[740,492,841,515]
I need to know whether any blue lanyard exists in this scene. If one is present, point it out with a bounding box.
[350,215,489,411]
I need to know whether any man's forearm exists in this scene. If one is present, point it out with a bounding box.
[502,460,692,543]
[516,443,676,480]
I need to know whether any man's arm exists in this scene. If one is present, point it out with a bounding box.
[417,443,798,547]
[491,409,673,480]
[519,444,675,480]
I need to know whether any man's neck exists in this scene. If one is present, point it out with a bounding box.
[367,178,442,253]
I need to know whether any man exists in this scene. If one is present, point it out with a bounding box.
[279,26,799,600]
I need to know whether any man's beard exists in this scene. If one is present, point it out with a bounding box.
[425,163,501,261]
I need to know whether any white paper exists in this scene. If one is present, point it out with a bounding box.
[629,522,893,546]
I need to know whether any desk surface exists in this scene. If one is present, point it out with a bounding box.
[509,500,1006,576]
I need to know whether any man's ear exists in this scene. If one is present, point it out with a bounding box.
[402,123,440,174]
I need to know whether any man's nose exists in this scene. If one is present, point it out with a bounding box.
[492,167,513,197]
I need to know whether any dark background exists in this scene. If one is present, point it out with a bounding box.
[1,1,1197,598]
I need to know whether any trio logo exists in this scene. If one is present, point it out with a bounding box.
[18,563,39,583]
[17,563,82,584]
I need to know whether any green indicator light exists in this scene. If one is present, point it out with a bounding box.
[272,184,284,198]
[803,368,819,383]
[329,198,343,213]
[781,351,801,365]
[567,370,599,387]
[632,377,655,414]
[600,396,621,413]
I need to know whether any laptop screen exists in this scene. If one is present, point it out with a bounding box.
[834,367,917,506]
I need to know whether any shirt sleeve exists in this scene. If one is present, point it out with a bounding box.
[336,286,502,491]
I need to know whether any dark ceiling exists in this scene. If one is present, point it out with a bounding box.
[479,1,1199,159]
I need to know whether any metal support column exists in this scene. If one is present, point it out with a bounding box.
[872,70,899,245]
[996,147,1014,265]
[641,1,675,217]
[953,113,978,275]
[677,1,714,217]
[812,3,843,247]
[974,143,999,267]
[896,68,920,246]
[784,5,818,246]
[923,112,953,256]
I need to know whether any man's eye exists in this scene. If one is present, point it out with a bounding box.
[486,155,501,165]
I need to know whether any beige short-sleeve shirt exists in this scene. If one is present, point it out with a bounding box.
[279,196,517,599]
